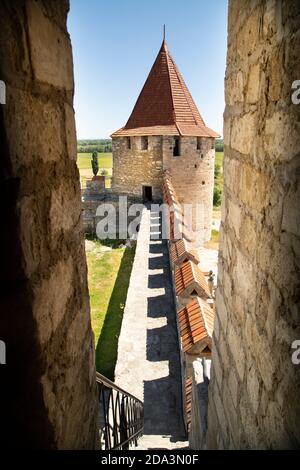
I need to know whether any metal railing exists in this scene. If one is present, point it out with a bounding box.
[96,372,144,450]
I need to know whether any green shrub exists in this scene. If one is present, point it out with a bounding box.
[214,162,221,180]
[213,185,222,206]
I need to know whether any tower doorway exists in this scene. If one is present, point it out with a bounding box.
[142,185,152,203]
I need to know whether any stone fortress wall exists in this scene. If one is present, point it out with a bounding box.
[110,134,215,243]
[163,136,215,243]
[0,0,97,448]
[206,0,300,449]
[111,136,164,201]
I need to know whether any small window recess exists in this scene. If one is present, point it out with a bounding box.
[141,136,148,150]
[173,137,181,157]
[197,137,202,150]
[126,137,131,149]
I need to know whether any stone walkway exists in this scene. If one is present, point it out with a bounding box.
[115,207,187,449]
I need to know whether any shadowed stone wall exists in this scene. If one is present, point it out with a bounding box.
[206,0,300,449]
[0,0,97,449]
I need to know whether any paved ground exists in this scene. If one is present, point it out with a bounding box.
[198,247,218,278]
[115,207,187,449]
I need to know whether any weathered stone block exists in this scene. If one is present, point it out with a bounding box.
[227,368,239,409]
[19,195,42,277]
[50,182,82,238]
[282,179,300,238]
[4,86,64,173]
[227,323,245,381]
[246,365,260,413]
[231,113,256,155]
[65,103,77,160]
[246,63,260,103]
[33,257,73,344]
[210,343,223,391]
[264,110,300,162]
[27,0,74,89]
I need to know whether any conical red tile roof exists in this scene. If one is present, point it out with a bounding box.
[112,40,219,137]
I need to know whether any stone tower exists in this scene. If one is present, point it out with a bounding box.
[111,38,219,241]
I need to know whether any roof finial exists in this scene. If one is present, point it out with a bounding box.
[163,24,166,41]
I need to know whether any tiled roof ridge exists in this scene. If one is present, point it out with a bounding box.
[198,297,214,338]
[164,40,177,124]
[167,51,203,127]
[177,296,213,355]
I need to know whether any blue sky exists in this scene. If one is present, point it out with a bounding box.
[68,0,228,139]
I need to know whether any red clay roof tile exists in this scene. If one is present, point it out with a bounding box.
[170,239,200,267]
[175,260,211,300]
[177,297,214,354]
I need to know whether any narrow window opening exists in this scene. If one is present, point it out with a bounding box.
[197,137,202,150]
[126,137,131,149]
[173,137,181,157]
[141,136,148,150]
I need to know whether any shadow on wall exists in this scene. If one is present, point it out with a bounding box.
[95,247,135,380]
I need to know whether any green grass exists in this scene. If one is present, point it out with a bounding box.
[77,152,112,170]
[86,239,135,380]
[215,151,224,168]
[211,229,220,243]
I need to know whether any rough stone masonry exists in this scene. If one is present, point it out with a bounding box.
[206,0,300,449]
[0,0,97,449]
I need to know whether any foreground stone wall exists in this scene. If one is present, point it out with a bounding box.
[163,136,215,242]
[207,0,300,449]
[0,0,97,448]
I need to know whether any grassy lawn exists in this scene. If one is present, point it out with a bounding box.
[86,239,135,380]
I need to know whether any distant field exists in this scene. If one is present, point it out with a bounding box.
[77,152,112,170]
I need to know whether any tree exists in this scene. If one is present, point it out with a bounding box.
[91,151,99,176]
